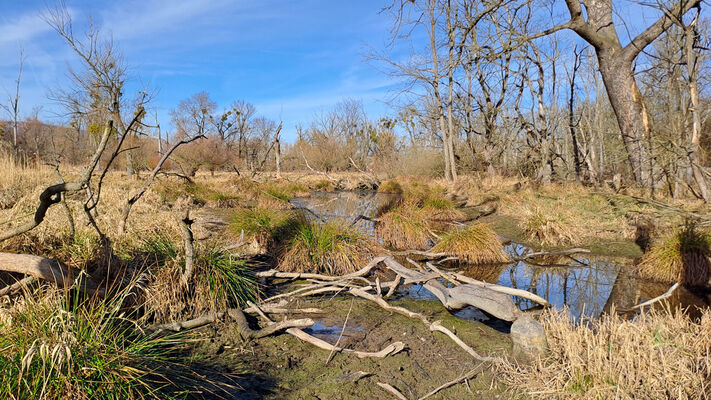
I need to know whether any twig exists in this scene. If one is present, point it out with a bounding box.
[377,382,409,400]
[326,298,354,364]
[418,364,484,400]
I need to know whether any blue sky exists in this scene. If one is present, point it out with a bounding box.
[0,0,401,142]
[0,0,684,142]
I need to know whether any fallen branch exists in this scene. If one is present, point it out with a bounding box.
[256,255,386,282]
[349,287,503,363]
[0,253,75,288]
[249,301,405,359]
[151,308,314,339]
[512,248,590,262]
[0,276,35,296]
[450,273,550,307]
[622,282,680,312]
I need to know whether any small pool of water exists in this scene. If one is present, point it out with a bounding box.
[302,321,365,344]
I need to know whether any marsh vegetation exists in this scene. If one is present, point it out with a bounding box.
[3,1,711,399]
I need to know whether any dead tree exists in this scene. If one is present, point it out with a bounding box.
[1,49,24,161]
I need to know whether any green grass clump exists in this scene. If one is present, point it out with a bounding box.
[279,220,382,275]
[430,224,508,264]
[147,245,261,323]
[378,180,403,194]
[0,291,188,399]
[194,248,261,309]
[230,208,302,247]
[637,223,711,286]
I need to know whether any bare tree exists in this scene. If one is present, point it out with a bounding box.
[536,0,702,189]
[1,49,24,161]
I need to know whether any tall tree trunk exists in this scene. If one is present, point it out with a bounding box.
[596,53,652,188]
[684,19,710,202]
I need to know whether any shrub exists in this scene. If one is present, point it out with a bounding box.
[637,223,711,286]
[430,224,508,264]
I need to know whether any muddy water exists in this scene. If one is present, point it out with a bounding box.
[291,191,711,324]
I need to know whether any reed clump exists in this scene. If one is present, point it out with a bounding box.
[278,220,382,275]
[501,307,711,399]
[637,223,711,286]
[375,201,432,250]
[430,224,508,264]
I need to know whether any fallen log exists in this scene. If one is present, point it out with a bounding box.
[450,273,550,307]
[0,253,74,288]
[381,256,520,321]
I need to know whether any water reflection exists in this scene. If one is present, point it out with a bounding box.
[291,191,396,236]
[293,191,711,321]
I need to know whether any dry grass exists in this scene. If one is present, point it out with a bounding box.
[519,205,576,246]
[637,223,711,286]
[278,220,382,275]
[430,223,508,264]
[501,307,711,399]
[378,179,403,194]
[454,176,652,246]
[375,201,432,250]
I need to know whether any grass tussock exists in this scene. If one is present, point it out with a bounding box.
[230,208,302,248]
[279,220,382,275]
[374,182,466,250]
[501,308,711,399]
[377,179,403,194]
[375,202,432,250]
[262,181,309,202]
[430,224,508,264]
[312,179,335,192]
[637,223,711,286]
[0,289,189,399]
[147,243,260,323]
[520,205,576,246]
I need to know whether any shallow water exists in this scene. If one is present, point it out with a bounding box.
[292,191,710,322]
